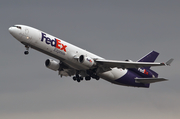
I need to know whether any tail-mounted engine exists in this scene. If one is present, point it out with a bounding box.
[78,55,96,69]
[45,59,60,71]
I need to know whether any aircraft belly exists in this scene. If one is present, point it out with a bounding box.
[115,70,150,88]
[98,68,149,88]
[98,68,127,82]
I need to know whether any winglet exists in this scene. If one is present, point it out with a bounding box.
[166,58,174,66]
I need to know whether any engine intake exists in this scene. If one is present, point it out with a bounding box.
[45,59,60,71]
[79,55,95,68]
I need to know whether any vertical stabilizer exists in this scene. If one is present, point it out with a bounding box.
[137,51,159,77]
[138,51,159,63]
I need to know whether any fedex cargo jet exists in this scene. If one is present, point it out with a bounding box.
[9,25,173,88]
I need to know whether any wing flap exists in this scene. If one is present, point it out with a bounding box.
[135,78,168,84]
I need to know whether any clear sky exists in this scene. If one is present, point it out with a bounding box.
[0,0,180,119]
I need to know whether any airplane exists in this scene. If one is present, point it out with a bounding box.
[9,25,173,88]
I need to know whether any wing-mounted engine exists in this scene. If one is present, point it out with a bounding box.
[78,55,96,69]
[45,59,76,76]
[45,59,60,71]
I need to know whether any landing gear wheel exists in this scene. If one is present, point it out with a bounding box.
[85,76,91,81]
[24,51,29,55]
[73,74,82,83]
[24,45,29,55]
[79,77,83,81]
[77,78,81,82]
[73,76,77,81]
[95,76,100,80]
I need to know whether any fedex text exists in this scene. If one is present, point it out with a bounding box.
[41,33,67,52]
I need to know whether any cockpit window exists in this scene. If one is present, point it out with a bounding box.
[15,25,21,29]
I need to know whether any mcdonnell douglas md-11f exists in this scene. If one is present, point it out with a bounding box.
[9,25,173,88]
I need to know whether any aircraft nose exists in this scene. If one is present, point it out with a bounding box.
[8,27,14,34]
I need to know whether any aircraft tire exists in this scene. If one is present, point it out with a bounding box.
[79,77,83,80]
[96,76,100,80]
[24,51,29,55]
[77,78,80,82]
[85,76,91,81]
[73,77,77,81]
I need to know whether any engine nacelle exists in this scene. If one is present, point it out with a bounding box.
[78,55,95,68]
[45,59,60,71]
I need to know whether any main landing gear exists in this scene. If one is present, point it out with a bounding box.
[86,70,100,80]
[73,74,83,82]
[72,70,100,83]
[24,45,29,55]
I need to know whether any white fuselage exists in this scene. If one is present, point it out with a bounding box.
[9,25,127,84]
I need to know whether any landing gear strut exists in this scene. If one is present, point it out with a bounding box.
[86,70,100,80]
[24,45,29,55]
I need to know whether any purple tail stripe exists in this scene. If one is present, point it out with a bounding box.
[138,51,159,63]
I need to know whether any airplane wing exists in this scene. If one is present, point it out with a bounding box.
[135,78,168,84]
[96,59,173,71]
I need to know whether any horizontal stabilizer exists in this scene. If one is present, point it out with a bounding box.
[135,78,168,84]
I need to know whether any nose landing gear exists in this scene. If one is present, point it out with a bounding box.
[24,51,29,55]
[24,45,29,55]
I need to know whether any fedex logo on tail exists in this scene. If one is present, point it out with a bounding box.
[41,33,67,52]
[138,68,149,75]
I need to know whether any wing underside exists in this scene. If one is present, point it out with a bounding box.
[96,59,166,69]
[135,78,168,84]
